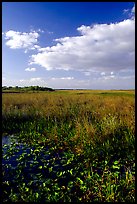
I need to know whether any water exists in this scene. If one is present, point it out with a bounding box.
[2,135,50,183]
[2,134,77,194]
[2,135,81,203]
[2,135,66,179]
[2,135,17,146]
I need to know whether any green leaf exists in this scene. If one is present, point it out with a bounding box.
[36,192,39,199]
[69,169,73,175]
[58,171,62,176]
[114,161,119,165]
[25,187,29,192]
[49,167,53,172]
[105,160,108,165]
[77,177,83,185]
[112,165,120,169]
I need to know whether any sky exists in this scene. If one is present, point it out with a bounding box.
[2,2,135,89]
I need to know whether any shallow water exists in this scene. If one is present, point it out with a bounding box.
[2,135,65,181]
[2,133,78,196]
[2,135,19,146]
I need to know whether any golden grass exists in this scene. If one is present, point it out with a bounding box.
[2,90,135,150]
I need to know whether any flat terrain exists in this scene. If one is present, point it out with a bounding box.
[2,90,135,202]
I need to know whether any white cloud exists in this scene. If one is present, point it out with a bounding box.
[131,5,135,13]
[19,79,25,82]
[48,31,54,34]
[100,71,115,80]
[3,73,134,89]
[20,77,43,83]
[61,77,74,80]
[30,77,42,82]
[104,75,115,80]
[38,28,53,34]
[30,18,135,76]
[123,4,135,19]
[37,29,44,33]
[101,72,105,76]
[51,77,74,80]
[25,67,36,72]
[123,9,129,14]
[4,30,39,50]
[18,77,46,86]
[33,45,41,49]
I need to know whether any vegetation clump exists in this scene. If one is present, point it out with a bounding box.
[2,86,55,93]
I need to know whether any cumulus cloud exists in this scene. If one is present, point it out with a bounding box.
[30,18,135,75]
[25,67,36,72]
[4,30,39,50]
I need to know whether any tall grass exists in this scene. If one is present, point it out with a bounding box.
[2,90,135,202]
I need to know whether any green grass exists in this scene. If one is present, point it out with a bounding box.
[99,92,134,97]
[2,90,135,202]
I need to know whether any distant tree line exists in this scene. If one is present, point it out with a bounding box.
[2,86,55,92]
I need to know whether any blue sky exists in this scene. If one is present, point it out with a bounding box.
[2,2,135,89]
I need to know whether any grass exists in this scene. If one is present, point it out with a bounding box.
[2,90,135,202]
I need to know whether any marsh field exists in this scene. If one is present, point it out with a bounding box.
[2,89,135,202]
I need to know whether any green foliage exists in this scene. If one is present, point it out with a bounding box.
[2,85,55,92]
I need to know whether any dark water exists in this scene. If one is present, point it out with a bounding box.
[2,135,17,146]
[2,135,73,186]
[2,135,51,166]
